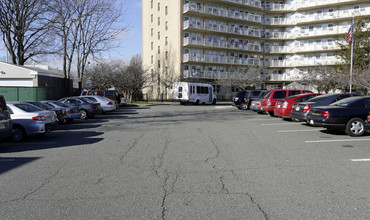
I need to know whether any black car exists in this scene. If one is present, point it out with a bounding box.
[307,96,370,136]
[291,93,361,122]
[232,90,266,110]
[0,95,14,143]
[58,97,102,120]
[27,101,68,124]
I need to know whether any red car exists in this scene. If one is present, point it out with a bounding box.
[260,89,313,116]
[274,93,322,119]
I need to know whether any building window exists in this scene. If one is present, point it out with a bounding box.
[165,6,168,15]
[158,60,160,69]
[158,17,160,26]
[151,0,153,9]
[165,37,168,46]
[158,31,160,40]
[165,21,168,30]
[158,2,160,11]
[151,55,153,64]
[151,42,153,50]
[158,46,160,54]
[165,51,168,60]
[151,14,153,23]
[151,28,153,37]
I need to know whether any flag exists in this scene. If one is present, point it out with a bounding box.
[346,24,354,43]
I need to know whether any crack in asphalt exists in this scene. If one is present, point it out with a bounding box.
[204,136,220,169]
[120,132,146,164]
[161,172,178,220]
[1,170,59,203]
[219,174,230,194]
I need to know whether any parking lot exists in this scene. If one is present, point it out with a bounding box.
[1,103,370,219]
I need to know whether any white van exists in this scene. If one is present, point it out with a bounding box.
[172,82,217,105]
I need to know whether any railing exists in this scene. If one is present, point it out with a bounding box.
[184,3,263,24]
[221,0,262,9]
[296,0,360,9]
[184,20,263,38]
[266,58,340,67]
[264,44,341,53]
[183,54,261,66]
[184,38,262,52]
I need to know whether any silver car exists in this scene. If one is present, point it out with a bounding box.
[79,96,117,113]
[7,102,58,141]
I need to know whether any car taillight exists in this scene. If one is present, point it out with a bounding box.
[282,101,288,109]
[367,115,370,122]
[67,110,73,113]
[107,101,113,105]
[322,111,331,117]
[32,116,46,121]
[303,105,311,112]
[90,104,96,108]
[256,103,260,107]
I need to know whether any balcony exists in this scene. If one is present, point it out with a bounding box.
[183,3,263,24]
[265,3,296,11]
[266,57,340,68]
[184,37,262,52]
[221,0,262,9]
[184,20,263,38]
[296,0,361,10]
[183,54,261,66]
[264,43,341,53]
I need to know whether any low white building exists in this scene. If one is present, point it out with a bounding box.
[0,61,73,101]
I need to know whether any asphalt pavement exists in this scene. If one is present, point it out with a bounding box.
[1,104,369,219]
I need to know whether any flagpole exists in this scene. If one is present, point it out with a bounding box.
[349,16,354,93]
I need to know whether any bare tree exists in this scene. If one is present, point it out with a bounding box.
[112,55,150,102]
[84,62,115,90]
[215,64,264,91]
[352,64,370,93]
[72,0,126,92]
[0,0,54,65]
[300,65,337,93]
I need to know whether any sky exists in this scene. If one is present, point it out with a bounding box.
[0,0,143,66]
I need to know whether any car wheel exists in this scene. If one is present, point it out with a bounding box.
[240,103,248,110]
[292,117,300,122]
[194,100,200,105]
[12,126,26,142]
[80,110,88,120]
[345,118,365,137]
[212,99,217,105]
[267,111,274,117]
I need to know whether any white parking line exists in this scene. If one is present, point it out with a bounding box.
[278,129,323,133]
[351,159,370,162]
[305,139,370,143]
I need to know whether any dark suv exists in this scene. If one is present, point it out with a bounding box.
[0,95,14,143]
[232,90,267,110]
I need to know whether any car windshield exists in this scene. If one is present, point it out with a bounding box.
[14,103,43,112]
[262,91,272,99]
[306,94,333,102]
[330,97,361,107]
[79,97,93,103]
[84,97,98,102]
[30,102,53,110]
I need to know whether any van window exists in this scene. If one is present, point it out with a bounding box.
[273,91,286,98]
[97,91,104,96]
[289,91,301,96]
[87,91,94,95]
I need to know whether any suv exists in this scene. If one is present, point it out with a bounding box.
[0,95,13,143]
[81,90,122,105]
[232,90,267,110]
[261,89,312,116]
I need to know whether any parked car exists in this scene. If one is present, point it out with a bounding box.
[250,99,264,113]
[290,93,361,122]
[79,95,117,113]
[307,96,370,136]
[26,101,68,124]
[58,97,102,120]
[7,102,58,141]
[0,95,14,143]
[80,90,122,105]
[260,89,313,116]
[366,112,370,131]
[232,90,267,110]
[273,93,322,119]
[41,100,82,123]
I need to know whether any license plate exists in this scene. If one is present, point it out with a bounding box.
[0,123,5,129]
[295,106,300,111]
[309,120,314,125]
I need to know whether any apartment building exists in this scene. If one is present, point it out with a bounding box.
[142,0,370,100]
